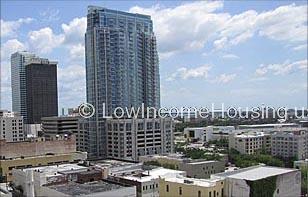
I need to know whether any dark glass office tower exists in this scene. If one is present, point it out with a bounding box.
[85,6,160,158]
[25,58,58,124]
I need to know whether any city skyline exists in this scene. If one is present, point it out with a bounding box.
[1,1,307,112]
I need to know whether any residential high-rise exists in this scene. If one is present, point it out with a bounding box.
[85,6,161,158]
[11,51,36,123]
[25,58,58,123]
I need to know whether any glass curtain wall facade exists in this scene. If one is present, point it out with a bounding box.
[11,51,36,123]
[85,6,160,158]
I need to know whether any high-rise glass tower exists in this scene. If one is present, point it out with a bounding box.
[85,6,160,158]
[11,52,58,124]
[11,51,36,123]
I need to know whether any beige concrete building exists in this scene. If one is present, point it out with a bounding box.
[140,154,225,179]
[228,131,271,154]
[159,176,225,197]
[41,116,89,152]
[271,129,308,160]
[107,118,173,161]
[109,167,186,197]
[0,110,24,142]
[0,134,86,182]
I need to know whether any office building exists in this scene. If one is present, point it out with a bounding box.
[85,6,160,158]
[0,134,87,182]
[228,131,271,154]
[41,116,89,152]
[107,118,173,161]
[25,57,58,124]
[212,165,301,197]
[11,51,36,123]
[0,110,24,142]
[271,129,308,160]
[11,52,58,124]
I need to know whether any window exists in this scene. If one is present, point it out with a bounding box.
[179,187,182,195]
[166,185,169,192]
[198,191,201,197]
[209,191,212,197]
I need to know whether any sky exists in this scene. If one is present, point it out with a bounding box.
[1,0,307,112]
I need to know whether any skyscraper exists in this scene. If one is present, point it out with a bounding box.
[11,52,58,124]
[85,6,161,158]
[11,51,36,123]
[25,58,58,124]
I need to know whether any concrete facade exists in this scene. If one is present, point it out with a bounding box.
[107,118,173,161]
[271,129,308,160]
[229,131,271,154]
[159,176,225,197]
[140,155,225,179]
[0,110,24,142]
[0,135,76,159]
[41,116,89,152]
[212,165,301,197]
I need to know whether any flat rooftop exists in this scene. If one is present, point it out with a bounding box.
[21,164,88,177]
[122,167,185,182]
[214,165,298,181]
[163,176,222,187]
[48,181,124,196]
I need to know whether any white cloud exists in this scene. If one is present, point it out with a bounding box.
[212,73,237,84]
[292,44,307,51]
[256,4,307,42]
[39,8,60,22]
[68,43,85,61]
[130,3,307,56]
[57,64,86,107]
[255,59,307,76]
[222,54,239,59]
[1,39,26,60]
[167,65,212,81]
[61,17,86,46]
[1,18,33,37]
[28,27,64,54]
[130,2,228,56]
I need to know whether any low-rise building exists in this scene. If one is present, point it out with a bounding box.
[0,110,24,142]
[12,164,134,197]
[107,117,174,161]
[109,167,186,197]
[0,134,87,182]
[271,129,308,160]
[140,154,225,179]
[184,126,235,143]
[159,176,225,197]
[41,116,89,152]
[228,131,271,154]
[212,165,301,197]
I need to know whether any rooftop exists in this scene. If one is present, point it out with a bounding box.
[163,175,223,188]
[121,167,185,183]
[48,181,125,196]
[21,164,88,178]
[213,165,298,181]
